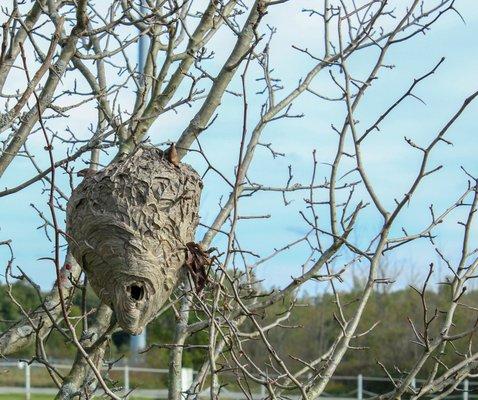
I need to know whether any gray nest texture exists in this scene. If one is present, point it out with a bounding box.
[66,146,202,335]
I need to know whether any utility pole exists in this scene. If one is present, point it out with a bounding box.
[130,0,148,361]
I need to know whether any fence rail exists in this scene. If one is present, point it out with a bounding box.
[0,361,475,399]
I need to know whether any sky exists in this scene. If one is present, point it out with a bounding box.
[1,0,478,295]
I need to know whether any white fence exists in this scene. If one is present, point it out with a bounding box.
[0,360,177,399]
[0,361,475,399]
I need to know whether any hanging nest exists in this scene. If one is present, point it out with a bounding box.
[66,146,203,335]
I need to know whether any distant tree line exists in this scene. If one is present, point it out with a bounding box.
[2,277,475,380]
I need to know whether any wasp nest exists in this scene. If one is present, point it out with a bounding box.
[66,146,202,335]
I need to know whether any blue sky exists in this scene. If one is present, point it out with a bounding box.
[1,0,478,294]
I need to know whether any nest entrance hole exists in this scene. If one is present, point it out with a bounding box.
[129,284,144,301]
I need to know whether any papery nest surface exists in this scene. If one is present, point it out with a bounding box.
[66,146,203,335]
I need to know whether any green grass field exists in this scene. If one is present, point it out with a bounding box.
[0,395,151,400]
[0,396,51,400]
